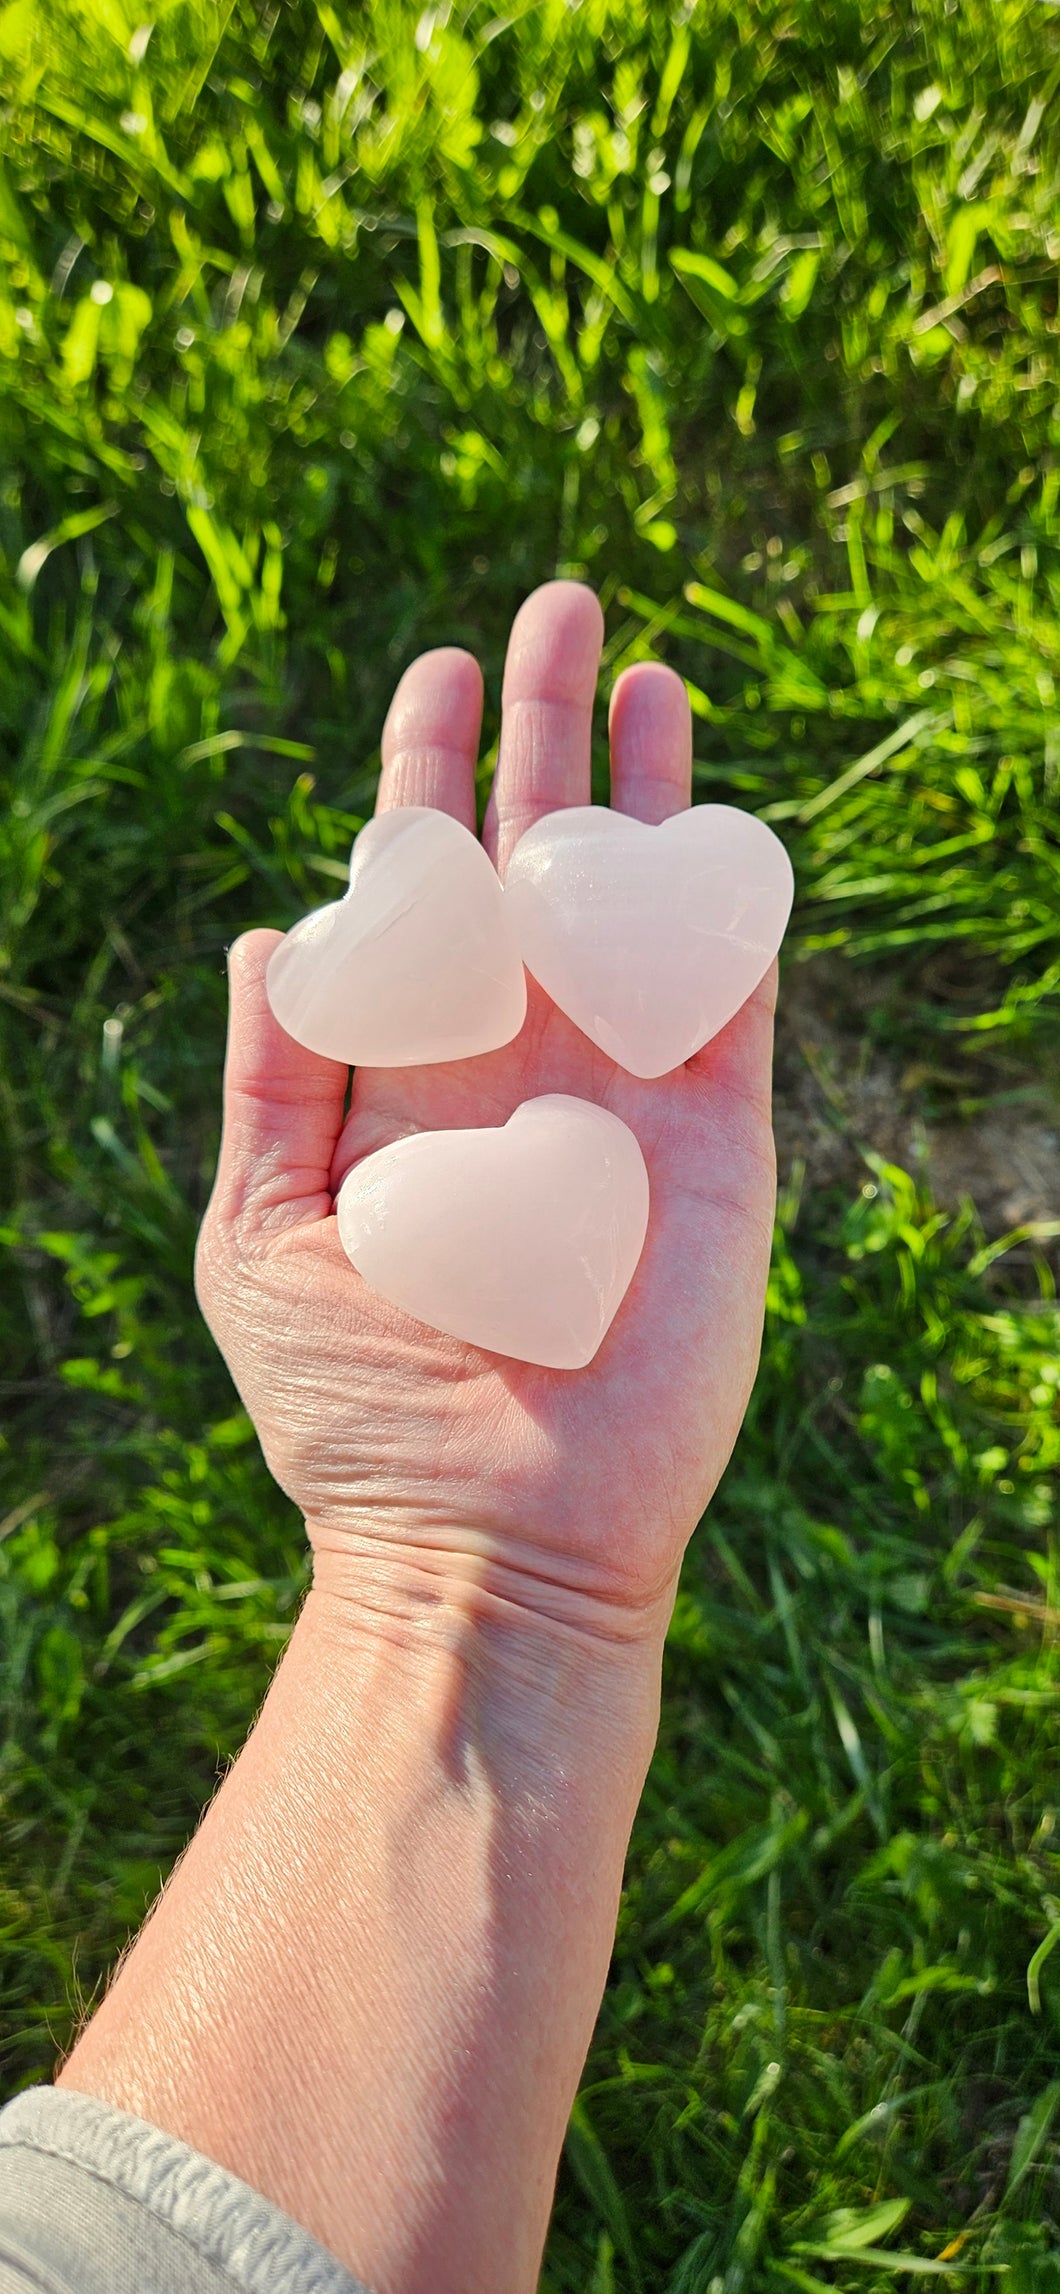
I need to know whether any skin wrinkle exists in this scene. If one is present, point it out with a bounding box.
[225,1233,743,1623]
[488,702,592,833]
[310,1533,677,1646]
[379,742,482,803]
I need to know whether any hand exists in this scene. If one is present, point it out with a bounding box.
[195,581,778,1650]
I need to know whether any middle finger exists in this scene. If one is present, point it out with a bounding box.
[483,580,604,873]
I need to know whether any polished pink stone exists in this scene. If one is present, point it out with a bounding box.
[336,1095,649,1370]
[503,804,794,1077]
[266,807,526,1067]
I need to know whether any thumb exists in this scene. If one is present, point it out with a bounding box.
[206,929,350,1234]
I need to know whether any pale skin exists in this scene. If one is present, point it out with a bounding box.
[59,582,779,2294]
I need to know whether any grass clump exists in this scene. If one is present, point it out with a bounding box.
[1,0,1059,2285]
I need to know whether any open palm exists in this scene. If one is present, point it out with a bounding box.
[195,583,779,1646]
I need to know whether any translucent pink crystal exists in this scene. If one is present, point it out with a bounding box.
[336,1095,649,1369]
[266,807,527,1067]
[504,804,794,1078]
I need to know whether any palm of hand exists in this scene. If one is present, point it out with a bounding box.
[197,586,778,1641]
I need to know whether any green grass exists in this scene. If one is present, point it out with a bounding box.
[2,0,1060,2285]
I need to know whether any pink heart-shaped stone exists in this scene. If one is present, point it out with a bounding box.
[504,804,794,1078]
[336,1095,649,1369]
[266,807,527,1067]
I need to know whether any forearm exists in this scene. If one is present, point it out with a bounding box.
[58,1544,665,2294]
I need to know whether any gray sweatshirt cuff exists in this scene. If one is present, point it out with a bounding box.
[0,2085,372,2294]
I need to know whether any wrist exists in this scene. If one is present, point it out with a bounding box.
[305,1535,668,1798]
[307,1510,679,1649]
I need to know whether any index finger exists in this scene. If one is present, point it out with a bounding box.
[376,646,483,829]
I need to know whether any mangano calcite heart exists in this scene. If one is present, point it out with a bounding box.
[266,807,527,1067]
[503,804,794,1079]
[336,1095,650,1370]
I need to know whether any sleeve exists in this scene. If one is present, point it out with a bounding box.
[0,2085,374,2294]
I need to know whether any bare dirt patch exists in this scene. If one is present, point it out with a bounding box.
[773,956,1060,1234]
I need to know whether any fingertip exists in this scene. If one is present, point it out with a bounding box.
[226,926,284,984]
[608,657,688,723]
[501,581,605,705]
[382,647,484,750]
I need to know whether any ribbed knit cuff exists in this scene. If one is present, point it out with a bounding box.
[0,2085,372,2294]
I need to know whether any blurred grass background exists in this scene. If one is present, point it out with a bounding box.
[1,0,1060,2285]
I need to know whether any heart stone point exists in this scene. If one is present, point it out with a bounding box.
[266,806,527,1067]
[336,1094,650,1370]
[503,803,794,1078]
